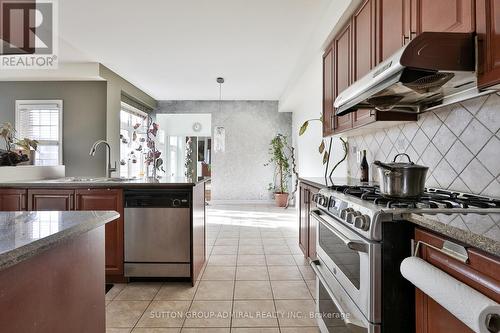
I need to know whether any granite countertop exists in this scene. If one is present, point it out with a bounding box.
[0,211,120,271]
[0,176,210,188]
[299,176,378,189]
[404,212,500,257]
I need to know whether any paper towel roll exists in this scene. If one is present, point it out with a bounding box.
[401,256,500,333]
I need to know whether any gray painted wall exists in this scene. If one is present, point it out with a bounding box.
[156,101,293,202]
[99,65,158,176]
[0,81,107,177]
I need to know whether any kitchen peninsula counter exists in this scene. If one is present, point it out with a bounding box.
[0,176,210,189]
[0,210,120,333]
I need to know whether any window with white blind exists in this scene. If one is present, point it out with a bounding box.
[15,100,63,166]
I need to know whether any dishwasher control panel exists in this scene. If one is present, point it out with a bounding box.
[124,190,191,208]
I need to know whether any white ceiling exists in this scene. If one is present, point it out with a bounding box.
[58,0,333,100]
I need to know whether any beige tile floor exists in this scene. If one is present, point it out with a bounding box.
[106,204,319,333]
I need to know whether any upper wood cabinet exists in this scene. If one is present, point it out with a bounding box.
[476,0,500,89]
[353,0,377,128]
[75,188,124,282]
[0,189,27,211]
[27,189,75,211]
[416,0,474,34]
[323,46,334,137]
[377,0,409,60]
[333,22,354,133]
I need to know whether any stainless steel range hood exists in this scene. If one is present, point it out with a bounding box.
[335,32,485,116]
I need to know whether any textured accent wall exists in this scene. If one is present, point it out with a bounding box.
[156,101,292,202]
[346,93,500,199]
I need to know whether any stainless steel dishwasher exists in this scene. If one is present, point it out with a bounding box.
[124,189,191,278]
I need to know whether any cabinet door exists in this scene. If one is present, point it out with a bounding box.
[353,0,377,128]
[0,189,27,211]
[334,23,353,133]
[28,189,75,211]
[378,0,408,61]
[75,189,124,280]
[417,0,474,34]
[298,185,309,256]
[477,0,500,89]
[308,186,320,260]
[414,228,500,333]
[323,46,334,137]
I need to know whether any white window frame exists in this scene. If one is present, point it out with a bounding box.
[15,100,63,165]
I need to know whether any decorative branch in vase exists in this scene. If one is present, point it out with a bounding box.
[144,116,164,179]
[299,115,348,184]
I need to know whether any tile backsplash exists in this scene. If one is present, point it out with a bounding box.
[346,93,500,198]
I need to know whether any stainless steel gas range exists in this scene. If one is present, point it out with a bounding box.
[309,184,500,333]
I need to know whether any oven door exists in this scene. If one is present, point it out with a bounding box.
[310,209,381,324]
[311,257,381,333]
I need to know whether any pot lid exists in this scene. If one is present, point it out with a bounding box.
[377,153,429,170]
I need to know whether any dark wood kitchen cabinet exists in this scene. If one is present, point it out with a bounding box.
[353,0,377,128]
[307,185,320,259]
[299,181,321,259]
[323,45,334,137]
[322,0,418,136]
[299,185,310,256]
[476,0,500,89]
[27,189,75,211]
[414,228,500,333]
[0,189,27,211]
[378,0,408,60]
[75,188,124,282]
[416,0,474,34]
[333,22,354,133]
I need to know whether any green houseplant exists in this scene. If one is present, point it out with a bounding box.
[265,134,292,207]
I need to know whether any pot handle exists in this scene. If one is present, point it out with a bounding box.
[373,160,396,172]
[393,153,414,164]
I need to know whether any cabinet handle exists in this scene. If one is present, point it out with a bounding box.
[486,313,500,333]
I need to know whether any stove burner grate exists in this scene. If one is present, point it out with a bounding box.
[327,185,500,210]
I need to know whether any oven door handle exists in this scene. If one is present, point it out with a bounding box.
[310,210,368,253]
[310,259,369,333]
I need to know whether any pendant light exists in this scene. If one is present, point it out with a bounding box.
[217,77,224,112]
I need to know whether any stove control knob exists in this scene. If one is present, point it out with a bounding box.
[346,211,361,224]
[340,208,354,220]
[354,215,371,231]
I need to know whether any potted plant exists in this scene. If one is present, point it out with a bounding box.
[265,134,292,207]
[0,122,37,166]
[15,138,39,165]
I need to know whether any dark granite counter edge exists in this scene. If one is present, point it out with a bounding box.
[405,213,500,257]
[0,211,120,272]
[299,177,328,189]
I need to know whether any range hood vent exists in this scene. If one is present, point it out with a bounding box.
[335,32,481,116]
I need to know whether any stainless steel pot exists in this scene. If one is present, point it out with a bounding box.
[373,153,428,198]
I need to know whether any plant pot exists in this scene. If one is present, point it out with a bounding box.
[274,192,289,207]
